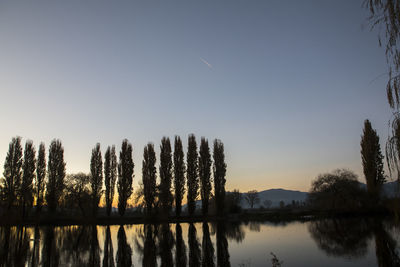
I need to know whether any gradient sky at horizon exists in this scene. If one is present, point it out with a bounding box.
[0,0,392,192]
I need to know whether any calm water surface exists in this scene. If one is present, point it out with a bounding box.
[0,218,399,266]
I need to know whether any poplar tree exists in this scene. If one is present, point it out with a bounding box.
[46,139,66,213]
[35,143,46,212]
[187,134,199,216]
[2,137,23,210]
[90,143,103,217]
[104,145,117,216]
[361,119,386,198]
[174,136,185,216]
[142,143,157,215]
[213,139,227,215]
[159,137,173,217]
[117,139,134,216]
[21,140,36,218]
[199,137,212,216]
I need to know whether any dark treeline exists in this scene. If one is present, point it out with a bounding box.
[0,134,227,221]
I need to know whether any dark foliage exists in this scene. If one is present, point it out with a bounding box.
[46,139,66,213]
[104,145,117,217]
[143,143,157,216]
[20,140,36,218]
[117,139,134,217]
[116,226,132,267]
[187,134,199,216]
[64,173,91,216]
[176,223,187,267]
[159,137,173,218]
[213,139,227,215]
[174,136,186,217]
[103,226,115,267]
[216,222,230,267]
[143,224,157,267]
[90,143,103,217]
[189,223,201,267]
[202,223,215,267]
[199,138,212,216]
[36,143,46,212]
[1,137,23,210]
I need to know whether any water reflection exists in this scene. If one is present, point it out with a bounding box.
[175,224,187,267]
[1,219,400,266]
[308,218,373,259]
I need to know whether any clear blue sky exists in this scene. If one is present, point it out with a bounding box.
[0,0,392,191]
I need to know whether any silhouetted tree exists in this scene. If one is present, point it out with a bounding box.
[117,139,134,217]
[64,173,91,216]
[35,142,46,212]
[142,143,157,215]
[103,226,115,267]
[174,136,185,217]
[90,143,103,217]
[20,140,36,218]
[213,139,227,215]
[263,199,272,209]
[176,223,187,267]
[46,139,66,213]
[199,138,212,216]
[104,145,117,216]
[187,134,199,216]
[159,137,173,218]
[189,223,201,267]
[216,222,230,267]
[361,119,386,199]
[245,190,260,209]
[308,169,367,211]
[116,226,132,267]
[202,223,215,267]
[1,137,23,210]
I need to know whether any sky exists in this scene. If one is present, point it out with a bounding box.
[0,0,392,192]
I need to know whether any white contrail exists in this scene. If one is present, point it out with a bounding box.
[200,57,213,69]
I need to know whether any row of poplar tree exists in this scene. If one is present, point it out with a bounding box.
[0,134,227,218]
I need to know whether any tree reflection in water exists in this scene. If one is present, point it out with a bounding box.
[217,222,231,267]
[175,223,187,267]
[374,221,400,267]
[308,218,373,259]
[202,222,215,267]
[103,226,115,267]
[189,223,201,267]
[159,223,174,267]
[89,226,100,267]
[42,226,59,267]
[143,224,157,267]
[116,225,132,267]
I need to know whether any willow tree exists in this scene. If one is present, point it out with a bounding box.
[117,139,134,216]
[174,136,185,216]
[213,139,227,216]
[2,137,23,210]
[46,139,66,213]
[159,137,173,217]
[187,134,199,216]
[35,143,46,212]
[90,143,103,217]
[142,143,157,215]
[199,137,212,216]
[361,120,386,198]
[21,140,36,218]
[104,145,117,216]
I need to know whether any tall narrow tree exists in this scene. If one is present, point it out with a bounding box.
[2,137,23,210]
[199,137,212,216]
[159,137,173,217]
[90,143,103,217]
[104,145,117,216]
[35,143,46,212]
[21,140,36,218]
[187,134,199,216]
[361,119,386,198]
[213,139,227,216]
[174,136,185,216]
[117,139,134,216]
[142,143,157,215]
[46,139,66,213]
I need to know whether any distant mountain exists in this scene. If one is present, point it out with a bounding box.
[237,188,308,208]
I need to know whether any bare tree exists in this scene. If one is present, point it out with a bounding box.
[245,190,260,209]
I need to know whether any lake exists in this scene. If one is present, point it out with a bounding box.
[0,218,398,266]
